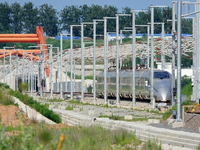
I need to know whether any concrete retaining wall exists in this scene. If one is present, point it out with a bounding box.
[53,109,200,149]
[13,97,56,125]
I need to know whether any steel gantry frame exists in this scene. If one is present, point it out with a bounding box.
[103,17,116,104]
[116,14,131,106]
[80,22,94,102]
[93,19,104,104]
[70,25,82,100]
[150,5,168,109]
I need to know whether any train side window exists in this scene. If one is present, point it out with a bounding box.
[154,72,169,79]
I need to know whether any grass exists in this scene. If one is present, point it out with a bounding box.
[69,100,91,105]
[161,100,194,121]
[197,143,200,150]
[141,139,162,150]
[65,105,75,110]
[0,117,143,150]
[99,115,160,122]
[0,83,61,123]
[45,98,64,102]
[181,81,192,100]
[0,86,15,105]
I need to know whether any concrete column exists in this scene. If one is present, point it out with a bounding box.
[31,53,33,96]
[93,21,97,103]
[104,18,107,104]
[70,25,73,100]
[50,46,53,98]
[132,11,136,107]
[150,6,154,109]
[172,1,176,106]
[116,15,120,105]
[60,35,63,99]
[176,1,182,122]
[81,23,85,102]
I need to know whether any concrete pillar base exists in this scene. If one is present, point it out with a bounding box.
[172,122,185,128]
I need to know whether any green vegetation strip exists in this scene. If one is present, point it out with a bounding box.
[0,83,61,123]
[99,115,160,122]
[0,122,143,150]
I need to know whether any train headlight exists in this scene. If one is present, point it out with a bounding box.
[191,82,194,87]
[145,80,148,87]
[191,76,194,87]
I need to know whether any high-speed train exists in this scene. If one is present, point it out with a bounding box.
[96,69,172,102]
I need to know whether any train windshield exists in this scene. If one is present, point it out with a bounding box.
[154,72,169,79]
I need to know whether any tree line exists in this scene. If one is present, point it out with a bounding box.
[0,2,193,37]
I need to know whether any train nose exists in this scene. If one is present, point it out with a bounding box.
[154,80,171,101]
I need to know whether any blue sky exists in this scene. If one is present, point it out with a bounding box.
[3,0,196,13]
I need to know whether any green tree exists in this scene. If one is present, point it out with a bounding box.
[22,2,39,33]
[39,4,58,36]
[0,2,12,33]
[60,5,81,36]
[104,5,118,33]
[121,7,132,29]
[182,18,192,34]
[11,2,23,33]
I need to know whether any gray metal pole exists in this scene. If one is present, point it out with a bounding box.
[150,6,154,109]
[196,0,200,103]
[22,49,25,83]
[172,1,176,106]
[116,15,120,105]
[31,53,33,96]
[3,47,5,84]
[193,17,197,102]
[104,18,107,104]
[81,23,85,102]
[28,62,30,92]
[38,62,39,93]
[132,11,136,107]
[106,32,109,71]
[56,47,59,93]
[60,35,63,99]
[65,57,68,93]
[93,21,97,103]
[16,50,18,90]
[73,47,76,92]
[115,14,131,105]
[50,46,53,98]
[70,25,73,100]
[39,47,43,97]
[25,61,27,85]
[115,21,122,105]
[9,51,11,88]
[147,25,150,68]
[120,30,122,69]
[161,23,165,70]
[34,69,36,92]
[176,1,182,122]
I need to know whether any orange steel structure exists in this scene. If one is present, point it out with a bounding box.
[0,26,50,77]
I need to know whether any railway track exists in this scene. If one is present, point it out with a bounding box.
[42,91,171,104]
[43,92,94,97]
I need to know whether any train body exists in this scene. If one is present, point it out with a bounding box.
[96,69,172,102]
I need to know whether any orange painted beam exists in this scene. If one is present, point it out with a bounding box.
[0,51,40,61]
[18,51,40,61]
[0,50,41,55]
[0,51,16,59]
[0,34,38,38]
[0,38,40,43]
